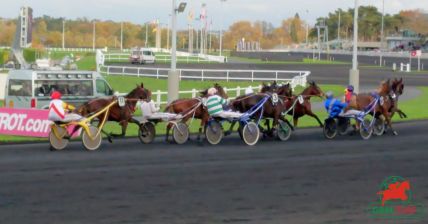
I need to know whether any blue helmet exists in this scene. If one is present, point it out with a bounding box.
[347,85,354,92]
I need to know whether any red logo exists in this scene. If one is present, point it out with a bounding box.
[368,176,425,219]
[377,180,410,206]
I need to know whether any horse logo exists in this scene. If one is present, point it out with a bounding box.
[377,177,410,206]
[368,176,425,219]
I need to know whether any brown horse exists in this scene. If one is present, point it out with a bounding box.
[283,81,325,128]
[164,83,228,142]
[230,82,294,136]
[390,78,407,119]
[347,79,398,135]
[78,83,152,141]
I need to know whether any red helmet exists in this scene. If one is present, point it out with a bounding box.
[51,91,62,100]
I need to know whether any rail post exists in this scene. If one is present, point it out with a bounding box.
[137,68,140,77]
[107,66,110,76]
[179,69,182,81]
[156,69,159,79]
[236,86,240,96]
[226,70,229,82]
[201,70,204,81]
[251,71,254,82]
[156,90,161,108]
[122,67,125,75]
[192,89,197,98]
[275,71,278,82]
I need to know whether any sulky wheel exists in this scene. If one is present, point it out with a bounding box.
[205,120,223,145]
[82,126,102,151]
[276,120,291,141]
[337,117,350,136]
[242,122,260,146]
[359,119,373,140]
[323,118,338,140]
[49,125,69,151]
[373,118,385,136]
[138,122,156,144]
[277,120,292,141]
[172,122,189,145]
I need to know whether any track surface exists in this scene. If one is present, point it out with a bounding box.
[1,121,427,223]
[107,62,428,87]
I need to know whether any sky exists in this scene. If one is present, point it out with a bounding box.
[1,0,427,29]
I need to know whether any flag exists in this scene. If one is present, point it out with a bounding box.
[187,9,194,22]
[200,6,206,21]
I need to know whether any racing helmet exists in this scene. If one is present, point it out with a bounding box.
[325,91,334,99]
[50,91,62,100]
[207,87,218,96]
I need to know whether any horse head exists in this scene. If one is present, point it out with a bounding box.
[378,79,392,96]
[277,83,293,97]
[392,78,404,96]
[128,83,151,102]
[302,81,324,98]
[214,83,228,99]
[260,82,278,93]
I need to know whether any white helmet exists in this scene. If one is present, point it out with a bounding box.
[207,87,218,96]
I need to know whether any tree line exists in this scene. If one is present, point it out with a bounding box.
[0,7,426,50]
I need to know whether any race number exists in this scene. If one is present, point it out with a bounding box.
[379,96,384,106]
[118,96,126,107]
[298,95,304,104]
[272,93,279,104]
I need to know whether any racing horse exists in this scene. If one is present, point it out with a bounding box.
[77,83,151,142]
[347,79,398,135]
[230,82,294,137]
[164,83,228,142]
[282,81,325,128]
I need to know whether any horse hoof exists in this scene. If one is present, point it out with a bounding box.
[393,131,398,136]
[107,136,113,143]
[224,131,232,136]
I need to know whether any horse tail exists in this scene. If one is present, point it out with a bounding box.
[76,102,90,116]
[164,100,176,113]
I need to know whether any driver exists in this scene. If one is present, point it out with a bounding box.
[206,87,242,119]
[48,91,82,122]
[324,91,362,118]
[343,85,355,103]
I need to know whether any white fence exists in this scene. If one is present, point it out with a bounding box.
[102,65,309,89]
[103,53,220,63]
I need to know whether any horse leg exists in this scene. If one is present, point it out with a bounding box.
[397,108,407,118]
[306,111,323,128]
[225,121,236,136]
[280,116,294,131]
[293,116,299,128]
[120,121,128,137]
[384,113,397,136]
[166,123,172,142]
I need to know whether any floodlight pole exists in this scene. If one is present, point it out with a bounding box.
[219,0,226,56]
[349,0,360,93]
[92,21,96,50]
[379,0,385,67]
[145,23,148,47]
[338,10,341,45]
[168,0,179,102]
[62,20,65,49]
[120,22,123,51]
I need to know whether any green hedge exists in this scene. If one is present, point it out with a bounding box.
[23,48,37,63]
[0,50,9,65]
